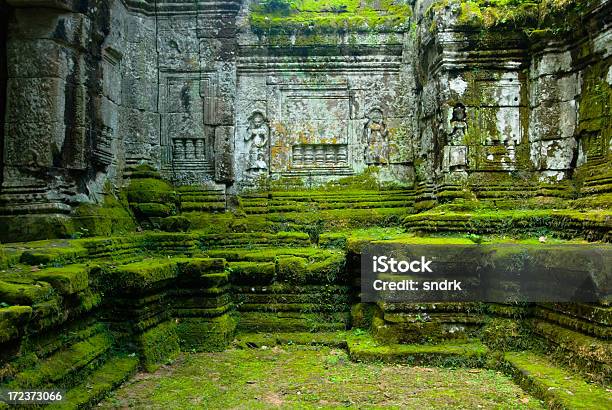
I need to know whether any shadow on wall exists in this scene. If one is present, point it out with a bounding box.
[0,2,8,188]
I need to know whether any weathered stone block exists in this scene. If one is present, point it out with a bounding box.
[6,77,65,124]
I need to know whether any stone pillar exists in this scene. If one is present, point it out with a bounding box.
[0,1,8,189]
[1,6,88,213]
[198,2,239,187]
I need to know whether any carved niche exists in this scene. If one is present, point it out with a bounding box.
[160,72,215,183]
[443,103,468,173]
[268,82,353,175]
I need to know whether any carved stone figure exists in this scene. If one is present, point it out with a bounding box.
[443,103,469,174]
[449,103,467,146]
[245,111,269,171]
[363,108,389,165]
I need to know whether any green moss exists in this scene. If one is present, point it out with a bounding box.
[350,303,377,330]
[12,331,113,388]
[250,0,412,35]
[29,264,89,295]
[138,321,180,372]
[0,214,76,243]
[0,280,55,305]
[347,333,489,366]
[481,318,533,351]
[109,259,180,291]
[237,311,350,333]
[229,261,276,285]
[47,355,139,410]
[0,305,32,343]
[430,0,589,36]
[233,331,349,349]
[176,314,237,352]
[73,193,136,238]
[127,178,177,205]
[127,177,178,220]
[504,351,611,409]
[530,319,611,383]
[159,216,192,232]
[18,239,88,266]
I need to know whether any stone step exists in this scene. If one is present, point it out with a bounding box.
[7,331,114,389]
[199,232,311,248]
[503,351,611,409]
[347,334,488,367]
[236,311,350,333]
[181,201,226,212]
[46,355,139,410]
[233,331,349,349]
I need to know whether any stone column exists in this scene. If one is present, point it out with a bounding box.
[1,4,88,217]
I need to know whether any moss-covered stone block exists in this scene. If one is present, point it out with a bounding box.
[131,203,175,218]
[350,303,378,330]
[237,311,350,333]
[47,355,139,410]
[72,193,136,237]
[110,259,180,292]
[127,178,177,205]
[18,239,88,266]
[30,265,89,295]
[0,305,32,343]
[228,261,276,285]
[0,280,55,305]
[276,256,309,284]
[176,314,237,352]
[159,215,192,232]
[11,331,113,388]
[0,215,76,243]
[176,258,226,277]
[138,321,180,372]
[481,317,532,351]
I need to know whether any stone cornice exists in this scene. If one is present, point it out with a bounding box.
[120,0,243,15]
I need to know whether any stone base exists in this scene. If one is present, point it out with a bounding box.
[0,214,75,242]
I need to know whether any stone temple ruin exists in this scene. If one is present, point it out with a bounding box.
[0,0,610,408]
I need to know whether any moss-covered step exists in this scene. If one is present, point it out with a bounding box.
[9,239,88,266]
[204,247,348,285]
[138,321,180,372]
[105,257,226,293]
[177,185,225,213]
[372,312,486,344]
[347,333,488,367]
[533,304,611,339]
[528,319,611,384]
[176,313,237,352]
[233,331,350,349]
[403,209,612,241]
[5,330,113,389]
[240,190,415,214]
[46,355,139,410]
[198,231,311,248]
[0,305,32,343]
[503,351,612,409]
[236,311,350,333]
[127,175,178,219]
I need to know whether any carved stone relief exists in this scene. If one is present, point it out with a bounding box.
[245,111,269,171]
[440,103,469,174]
[363,108,389,165]
[160,72,214,183]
